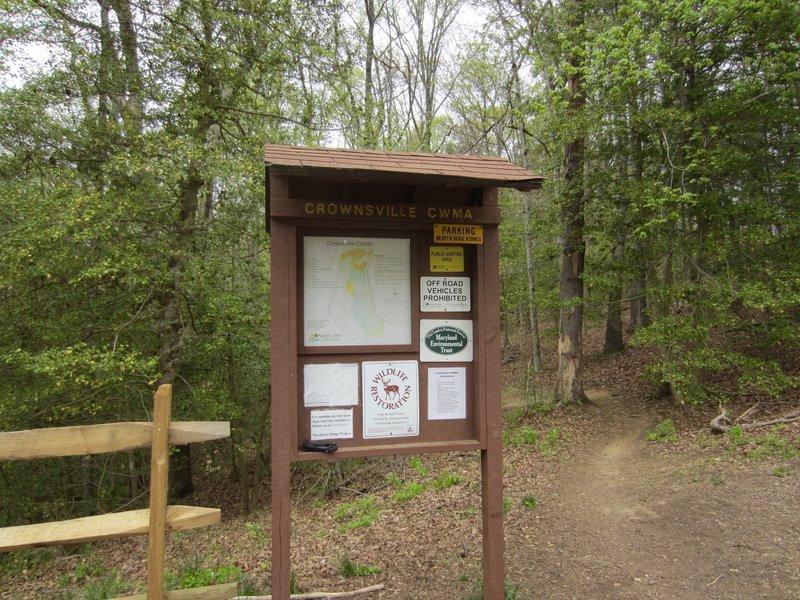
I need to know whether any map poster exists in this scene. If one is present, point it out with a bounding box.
[304,237,411,347]
[362,361,419,439]
[303,363,359,407]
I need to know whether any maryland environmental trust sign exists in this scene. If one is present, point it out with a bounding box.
[420,320,474,363]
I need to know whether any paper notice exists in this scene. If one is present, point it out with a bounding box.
[310,409,354,440]
[304,363,359,407]
[428,367,467,420]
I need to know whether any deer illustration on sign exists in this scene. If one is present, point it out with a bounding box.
[368,366,412,411]
[381,378,400,401]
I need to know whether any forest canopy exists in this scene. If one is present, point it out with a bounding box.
[0,0,798,522]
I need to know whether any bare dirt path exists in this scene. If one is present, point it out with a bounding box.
[505,390,800,600]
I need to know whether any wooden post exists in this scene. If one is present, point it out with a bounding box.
[270,171,293,600]
[147,384,172,600]
[481,190,504,600]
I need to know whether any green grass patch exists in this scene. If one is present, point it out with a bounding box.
[334,496,380,531]
[339,555,381,577]
[646,419,679,443]
[166,556,243,590]
[503,424,538,447]
[725,424,800,460]
[520,495,538,509]
[409,456,430,478]
[462,579,520,599]
[386,472,426,503]
[773,465,791,478]
[83,570,129,599]
[504,422,567,456]
[433,470,463,490]
[538,428,564,455]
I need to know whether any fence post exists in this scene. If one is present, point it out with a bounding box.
[147,384,172,600]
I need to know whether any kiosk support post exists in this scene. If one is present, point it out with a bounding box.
[270,173,293,600]
[480,190,505,599]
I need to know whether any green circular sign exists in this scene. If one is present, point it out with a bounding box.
[424,326,468,356]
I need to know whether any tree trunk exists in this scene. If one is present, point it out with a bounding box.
[363,0,378,148]
[554,0,588,404]
[604,204,626,353]
[603,274,625,353]
[523,191,544,371]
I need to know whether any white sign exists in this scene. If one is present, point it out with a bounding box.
[420,276,470,312]
[310,409,354,440]
[428,367,467,420]
[304,237,411,347]
[420,319,473,362]
[303,363,359,407]
[362,361,419,439]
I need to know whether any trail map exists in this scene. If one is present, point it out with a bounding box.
[303,237,411,346]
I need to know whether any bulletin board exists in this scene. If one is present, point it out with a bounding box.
[265,144,541,600]
[294,229,482,459]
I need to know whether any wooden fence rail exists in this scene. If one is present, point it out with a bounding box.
[0,384,234,600]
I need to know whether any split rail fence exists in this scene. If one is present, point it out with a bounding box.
[0,384,236,600]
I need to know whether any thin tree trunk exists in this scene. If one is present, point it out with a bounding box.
[523,191,544,371]
[603,243,625,353]
[363,0,378,148]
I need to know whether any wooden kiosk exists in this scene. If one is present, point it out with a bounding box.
[265,145,541,599]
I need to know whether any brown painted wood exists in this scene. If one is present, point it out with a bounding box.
[263,145,542,192]
[0,421,229,460]
[295,439,481,461]
[479,189,504,600]
[271,198,501,225]
[270,172,295,600]
[266,147,528,599]
[148,384,172,600]
[0,506,220,552]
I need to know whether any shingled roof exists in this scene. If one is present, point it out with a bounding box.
[263,144,542,191]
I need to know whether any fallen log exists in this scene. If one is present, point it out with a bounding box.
[232,583,384,600]
[710,406,800,433]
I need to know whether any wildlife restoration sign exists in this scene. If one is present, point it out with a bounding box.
[362,361,419,439]
[419,320,473,362]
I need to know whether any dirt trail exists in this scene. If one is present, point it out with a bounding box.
[506,390,800,600]
[3,385,799,600]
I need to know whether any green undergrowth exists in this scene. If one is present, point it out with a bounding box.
[646,419,679,443]
[462,578,520,600]
[334,496,381,531]
[503,418,566,456]
[333,456,467,531]
[339,554,381,577]
[726,424,800,464]
[52,569,130,600]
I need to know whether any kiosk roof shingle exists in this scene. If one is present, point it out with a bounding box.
[263,144,542,191]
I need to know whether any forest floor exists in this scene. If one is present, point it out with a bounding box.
[2,328,800,599]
